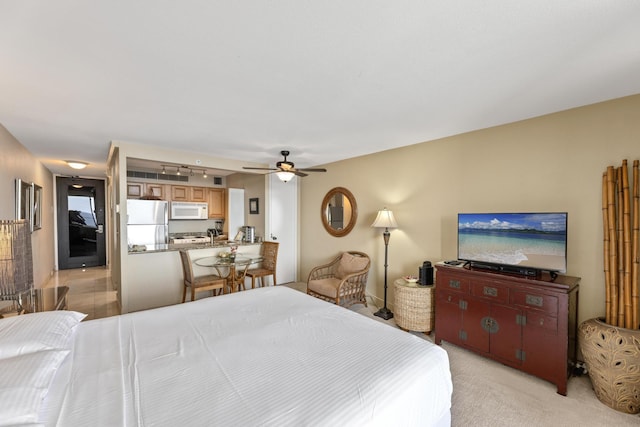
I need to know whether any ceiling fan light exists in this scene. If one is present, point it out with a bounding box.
[66,160,88,170]
[276,171,295,183]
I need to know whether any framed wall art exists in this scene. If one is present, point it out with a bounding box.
[249,198,259,214]
[15,179,42,232]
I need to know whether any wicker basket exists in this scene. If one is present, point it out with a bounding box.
[393,279,434,333]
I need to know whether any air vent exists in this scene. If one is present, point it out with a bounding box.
[127,170,189,182]
[213,176,223,185]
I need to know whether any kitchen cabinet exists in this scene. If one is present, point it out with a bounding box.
[208,188,226,218]
[170,185,189,201]
[190,186,207,202]
[127,182,144,198]
[127,182,167,200]
[170,185,208,202]
[145,183,167,199]
[434,264,579,395]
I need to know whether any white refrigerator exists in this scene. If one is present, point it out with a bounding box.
[126,200,169,246]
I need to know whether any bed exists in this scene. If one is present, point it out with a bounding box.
[0,286,452,426]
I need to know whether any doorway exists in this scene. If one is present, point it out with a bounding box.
[56,176,106,269]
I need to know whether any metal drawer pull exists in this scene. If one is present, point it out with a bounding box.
[525,294,544,307]
[483,286,498,297]
[449,279,461,289]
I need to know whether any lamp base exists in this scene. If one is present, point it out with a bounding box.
[374,307,394,320]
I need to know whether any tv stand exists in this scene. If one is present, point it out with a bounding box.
[434,264,580,395]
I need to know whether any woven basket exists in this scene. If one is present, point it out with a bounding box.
[393,280,434,333]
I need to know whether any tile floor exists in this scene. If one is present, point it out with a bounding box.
[44,266,120,320]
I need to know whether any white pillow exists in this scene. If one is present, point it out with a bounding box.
[0,311,86,359]
[0,350,69,426]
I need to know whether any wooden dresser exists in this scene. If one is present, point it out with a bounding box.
[434,264,579,395]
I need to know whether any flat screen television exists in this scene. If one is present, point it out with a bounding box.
[457,212,568,275]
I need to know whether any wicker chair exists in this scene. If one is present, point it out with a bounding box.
[307,251,370,308]
[246,241,279,288]
[179,250,226,302]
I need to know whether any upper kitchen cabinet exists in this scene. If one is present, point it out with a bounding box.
[191,186,207,202]
[127,182,167,200]
[127,182,144,198]
[171,185,208,202]
[145,183,167,200]
[208,188,226,218]
[170,185,189,201]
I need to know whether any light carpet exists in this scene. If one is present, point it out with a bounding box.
[283,282,640,427]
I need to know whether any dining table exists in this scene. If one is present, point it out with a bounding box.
[194,255,262,293]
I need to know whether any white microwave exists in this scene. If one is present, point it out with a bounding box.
[170,202,208,220]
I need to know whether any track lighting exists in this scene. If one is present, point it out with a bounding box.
[159,164,209,179]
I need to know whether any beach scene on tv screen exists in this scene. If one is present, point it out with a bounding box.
[458,213,567,271]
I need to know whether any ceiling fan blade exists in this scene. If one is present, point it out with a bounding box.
[242,167,278,171]
[293,170,308,177]
[297,168,327,172]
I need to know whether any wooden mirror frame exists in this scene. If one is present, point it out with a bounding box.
[321,187,358,237]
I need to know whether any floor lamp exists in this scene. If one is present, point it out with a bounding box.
[371,208,398,320]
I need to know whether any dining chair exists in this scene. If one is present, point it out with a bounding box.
[179,250,226,302]
[246,241,279,288]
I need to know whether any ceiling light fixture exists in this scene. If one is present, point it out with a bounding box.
[66,160,88,170]
[276,171,295,183]
[176,167,181,175]
[161,166,166,174]
[202,170,208,178]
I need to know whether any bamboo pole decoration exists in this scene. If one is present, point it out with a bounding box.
[616,166,625,326]
[633,160,639,329]
[603,159,640,330]
[603,172,612,324]
[606,166,618,326]
[621,160,633,329]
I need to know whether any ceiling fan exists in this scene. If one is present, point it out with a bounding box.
[243,150,327,182]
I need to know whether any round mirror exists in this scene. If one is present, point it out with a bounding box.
[321,187,358,237]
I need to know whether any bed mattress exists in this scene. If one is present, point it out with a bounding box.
[42,286,452,426]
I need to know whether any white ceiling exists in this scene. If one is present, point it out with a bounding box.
[2,1,639,177]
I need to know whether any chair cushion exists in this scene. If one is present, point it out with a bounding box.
[335,253,368,279]
[193,274,225,287]
[308,278,341,298]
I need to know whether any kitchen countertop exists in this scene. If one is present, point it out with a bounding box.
[128,241,261,254]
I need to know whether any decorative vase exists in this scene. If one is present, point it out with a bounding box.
[578,318,640,414]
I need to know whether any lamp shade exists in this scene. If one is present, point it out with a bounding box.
[371,208,398,229]
[0,220,34,306]
[276,171,295,183]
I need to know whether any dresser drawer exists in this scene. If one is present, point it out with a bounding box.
[471,281,509,303]
[511,290,558,314]
[438,274,470,293]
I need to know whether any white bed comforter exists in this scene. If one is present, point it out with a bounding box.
[43,286,452,426]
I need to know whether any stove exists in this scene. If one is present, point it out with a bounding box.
[171,235,209,244]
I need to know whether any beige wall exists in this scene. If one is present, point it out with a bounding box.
[299,94,640,324]
[0,124,55,288]
[226,172,266,240]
